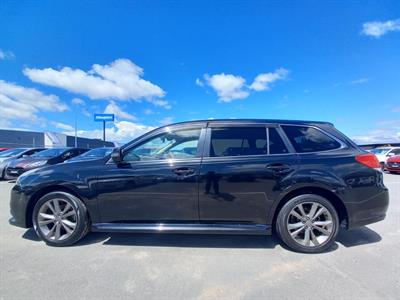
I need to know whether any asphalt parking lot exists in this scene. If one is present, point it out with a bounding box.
[0,174,399,300]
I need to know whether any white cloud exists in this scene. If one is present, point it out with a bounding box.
[204,73,249,102]
[195,78,204,87]
[349,78,370,85]
[104,100,136,120]
[64,121,155,143]
[52,121,74,131]
[250,68,289,91]
[0,49,15,60]
[159,116,174,125]
[361,19,400,38]
[0,80,68,123]
[72,97,85,105]
[23,58,170,107]
[144,109,154,115]
[200,68,289,102]
[352,120,400,144]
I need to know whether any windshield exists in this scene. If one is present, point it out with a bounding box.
[370,148,391,155]
[31,148,67,158]
[79,148,113,158]
[0,148,28,158]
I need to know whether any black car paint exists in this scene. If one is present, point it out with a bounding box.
[10,120,389,233]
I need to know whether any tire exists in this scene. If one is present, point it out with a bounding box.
[276,194,339,253]
[32,191,90,246]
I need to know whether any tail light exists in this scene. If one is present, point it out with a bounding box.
[355,153,380,169]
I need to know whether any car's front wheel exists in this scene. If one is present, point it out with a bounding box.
[276,194,339,253]
[32,191,89,246]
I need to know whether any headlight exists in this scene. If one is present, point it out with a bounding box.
[26,161,47,168]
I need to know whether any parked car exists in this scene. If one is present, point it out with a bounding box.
[10,119,388,253]
[0,148,46,179]
[385,155,400,174]
[6,147,88,179]
[65,147,114,162]
[369,147,400,169]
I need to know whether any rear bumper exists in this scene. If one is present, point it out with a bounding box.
[346,188,389,229]
[9,184,30,228]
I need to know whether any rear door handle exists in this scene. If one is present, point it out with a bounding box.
[173,167,195,176]
[266,163,293,174]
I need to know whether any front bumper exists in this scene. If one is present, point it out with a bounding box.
[9,184,30,228]
[386,162,400,173]
[6,167,26,179]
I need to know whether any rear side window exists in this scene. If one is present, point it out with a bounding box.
[210,127,267,157]
[268,128,288,154]
[282,125,341,153]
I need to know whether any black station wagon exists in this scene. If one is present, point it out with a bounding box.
[10,119,389,253]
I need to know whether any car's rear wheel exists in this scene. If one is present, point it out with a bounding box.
[276,194,339,253]
[32,191,89,246]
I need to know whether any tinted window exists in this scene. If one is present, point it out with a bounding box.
[124,128,201,162]
[0,148,28,157]
[210,127,267,157]
[282,125,341,153]
[31,148,68,157]
[268,128,288,154]
[390,149,400,155]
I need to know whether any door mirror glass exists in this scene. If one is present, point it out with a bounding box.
[111,147,123,163]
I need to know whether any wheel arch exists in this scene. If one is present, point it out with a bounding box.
[270,186,348,230]
[25,185,90,228]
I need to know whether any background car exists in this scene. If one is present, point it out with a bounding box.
[385,155,400,174]
[369,147,400,169]
[65,147,114,162]
[0,148,46,179]
[5,147,88,179]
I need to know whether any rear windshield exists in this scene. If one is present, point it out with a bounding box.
[282,125,341,153]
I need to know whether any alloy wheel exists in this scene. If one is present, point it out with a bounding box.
[37,198,77,241]
[286,202,334,247]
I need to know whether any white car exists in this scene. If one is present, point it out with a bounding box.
[369,147,400,168]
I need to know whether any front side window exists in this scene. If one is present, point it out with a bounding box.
[210,127,268,157]
[282,125,341,153]
[123,128,201,162]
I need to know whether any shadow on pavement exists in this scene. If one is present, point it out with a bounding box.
[22,226,381,250]
[336,226,382,247]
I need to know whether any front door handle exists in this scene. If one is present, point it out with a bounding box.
[265,163,293,175]
[173,167,195,176]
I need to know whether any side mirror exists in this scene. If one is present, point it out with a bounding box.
[111,147,123,163]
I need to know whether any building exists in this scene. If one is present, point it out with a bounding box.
[359,143,400,150]
[0,129,114,149]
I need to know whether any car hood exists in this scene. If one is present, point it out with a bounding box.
[65,156,103,163]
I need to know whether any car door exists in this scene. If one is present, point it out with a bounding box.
[198,124,298,225]
[95,125,206,223]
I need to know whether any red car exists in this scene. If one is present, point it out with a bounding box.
[386,155,400,174]
[0,148,9,152]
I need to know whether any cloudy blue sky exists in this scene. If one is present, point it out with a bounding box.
[1,0,399,144]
